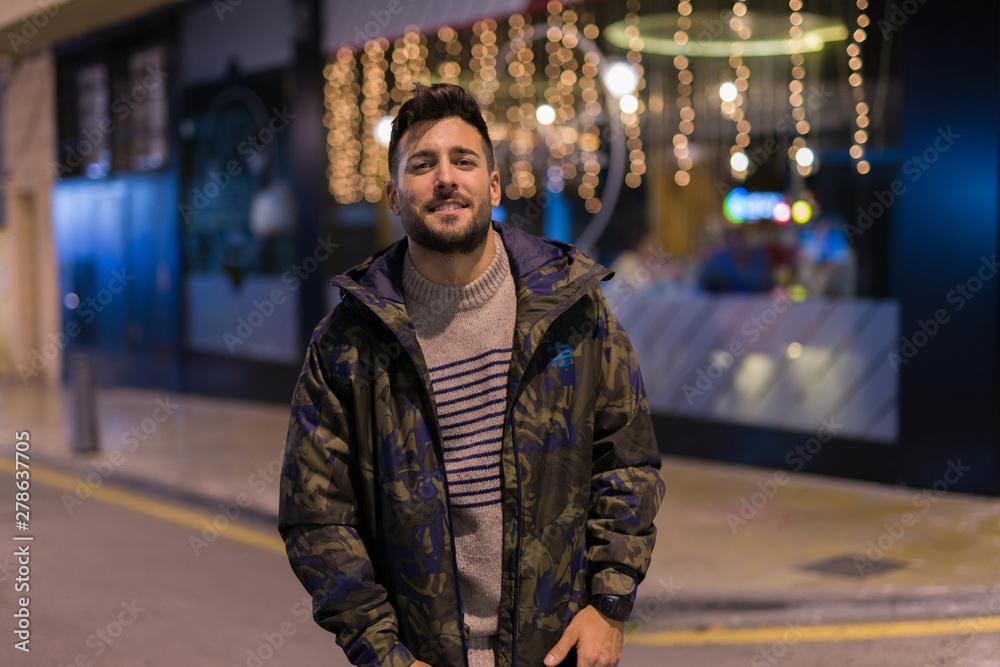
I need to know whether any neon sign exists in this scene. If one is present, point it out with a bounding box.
[724,188,813,224]
[723,188,783,223]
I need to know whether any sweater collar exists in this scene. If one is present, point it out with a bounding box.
[402,231,510,311]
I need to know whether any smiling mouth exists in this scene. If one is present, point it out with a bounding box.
[430,201,468,213]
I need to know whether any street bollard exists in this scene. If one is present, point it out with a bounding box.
[71,353,99,453]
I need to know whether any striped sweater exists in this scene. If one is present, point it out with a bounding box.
[402,230,515,667]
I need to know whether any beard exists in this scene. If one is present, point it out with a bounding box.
[398,191,493,256]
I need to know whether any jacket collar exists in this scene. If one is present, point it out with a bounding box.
[333,222,615,409]
[334,221,611,304]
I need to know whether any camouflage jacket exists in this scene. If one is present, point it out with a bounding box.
[279,222,664,667]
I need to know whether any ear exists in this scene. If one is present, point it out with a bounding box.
[489,169,501,208]
[385,180,400,215]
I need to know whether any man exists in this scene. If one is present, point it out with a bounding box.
[278,83,664,667]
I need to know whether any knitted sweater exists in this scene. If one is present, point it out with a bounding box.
[402,230,515,667]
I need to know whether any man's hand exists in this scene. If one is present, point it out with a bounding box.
[544,604,624,667]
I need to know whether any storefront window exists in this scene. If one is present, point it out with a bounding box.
[57,43,169,178]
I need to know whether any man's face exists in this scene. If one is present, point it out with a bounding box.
[386,116,501,255]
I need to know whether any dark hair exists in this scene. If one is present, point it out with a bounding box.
[387,83,495,181]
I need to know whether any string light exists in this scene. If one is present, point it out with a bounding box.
[543,2,565,193]
[328,27,429,204]
[325,48,362,203]
[727,2,752,180]
[360,38,389,202]
[786,0,813,176]
[559,8,579,170]
[673,0,693,187]
[577,21,601,158]
[389,38,409,104]
[436,26,461,85]
[470,19,499,127]
[848,0,870,174]
[621,0,645,193]
[575,10,602,208]
[322,9,651,209]
[506,13,536,199]
[577,45,600,204]
[390,28,429,103]
[578,17,600,123]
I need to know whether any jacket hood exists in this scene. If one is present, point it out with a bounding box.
[333,221,613,303]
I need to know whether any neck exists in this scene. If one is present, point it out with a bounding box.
[407,233,496,286]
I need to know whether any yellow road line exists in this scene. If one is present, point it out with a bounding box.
[626,615,1000,646]
[0,457,285,555]
[6,460,1000,646]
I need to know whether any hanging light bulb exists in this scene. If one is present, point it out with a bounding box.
[730,152,749,172]
[374,115,394,147]
[719,82,738,103]
[536,104,556,125]
[601,60,639,97]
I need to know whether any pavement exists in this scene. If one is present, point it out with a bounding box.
[3,377,1000,631]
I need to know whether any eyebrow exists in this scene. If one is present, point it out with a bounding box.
[407,146,481,161]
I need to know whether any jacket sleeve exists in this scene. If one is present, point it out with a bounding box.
[586,289,666,604]
[278,328,416,667]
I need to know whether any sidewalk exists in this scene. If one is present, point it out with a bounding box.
[3,378,999,617]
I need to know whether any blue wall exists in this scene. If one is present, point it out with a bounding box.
[889,0,999,492]
[53,173,182,387]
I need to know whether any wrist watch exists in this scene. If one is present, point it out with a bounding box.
[589,594,633,622]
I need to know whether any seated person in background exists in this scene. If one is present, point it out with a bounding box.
[697,226,774,293]
[798,222,856,297]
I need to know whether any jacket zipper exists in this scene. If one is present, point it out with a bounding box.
[508,399,524,667]
[345,293,471,666]
[345,263,609,667]
[505,270,609,667]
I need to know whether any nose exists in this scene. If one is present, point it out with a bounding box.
[435,161,457,192]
